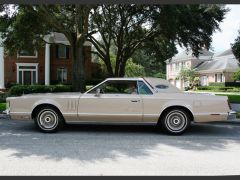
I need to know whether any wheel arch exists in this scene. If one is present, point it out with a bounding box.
[31,103,65,121]
[158,105,194,124]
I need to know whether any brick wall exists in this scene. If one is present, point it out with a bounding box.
[4,45,96,86]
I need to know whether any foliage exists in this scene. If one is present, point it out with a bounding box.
[0,5,93,92]
[99,54,146,77]
[232,30,240,62]
[233,68,240,81]
[0,92,8,103]
[0,103,6,113]
[152,72,166,79]
[125,59,146,77]
[176,68,198,89]
[89,4,227,77]
[9,85,73,96]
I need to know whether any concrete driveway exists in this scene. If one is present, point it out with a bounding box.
[0,117,240,175]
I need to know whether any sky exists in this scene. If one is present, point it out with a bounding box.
[178,4,240,54]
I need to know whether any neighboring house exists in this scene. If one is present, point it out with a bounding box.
[0,32,100,89]
[165,48,240,90]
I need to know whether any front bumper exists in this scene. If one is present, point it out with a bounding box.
[227,110,237,120]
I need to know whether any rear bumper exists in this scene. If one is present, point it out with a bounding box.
[227,110,237,120]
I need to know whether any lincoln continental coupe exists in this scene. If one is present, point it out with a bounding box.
[6,77,236,135]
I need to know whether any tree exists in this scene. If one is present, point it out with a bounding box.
[0,4,93,92]
[99,53,145,77]
[89,4,227,77]
[232,30,240,62]
[233,68,240,81]
[176,68,198,89]
[132,36,177,77]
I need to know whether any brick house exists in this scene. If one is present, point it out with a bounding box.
[0,32,100,89]
[165,49,240,90]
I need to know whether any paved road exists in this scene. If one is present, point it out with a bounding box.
[0,117,240,175]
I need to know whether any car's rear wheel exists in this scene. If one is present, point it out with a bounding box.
[34,106,64,133]
[159,108,191,135]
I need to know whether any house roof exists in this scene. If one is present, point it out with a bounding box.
[44,32,92,46]
[195,49,239,73]
[165,49,213,63]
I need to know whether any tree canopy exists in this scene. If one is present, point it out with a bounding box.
[89,4,227,77]
[232,30,240,62]
[0,4,228,90]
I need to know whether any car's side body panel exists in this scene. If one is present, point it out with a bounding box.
[6,77,232,124]
[76,93,142,123]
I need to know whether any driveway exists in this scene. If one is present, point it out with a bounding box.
[0,117,240,175]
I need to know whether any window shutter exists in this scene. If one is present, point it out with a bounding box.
[56,45,59,59]
[66,46,69,59]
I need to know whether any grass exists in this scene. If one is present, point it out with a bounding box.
[0,103,6,113]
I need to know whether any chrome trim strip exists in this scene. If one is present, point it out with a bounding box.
[66,121,157,125]
[194,112,228,116]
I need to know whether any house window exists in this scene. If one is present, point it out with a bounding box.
[16,63,38,85]
[57,68,67,83]
[201,76,208,86]
[56,45,69,59]
[18,49,38,58]
[170,64,173,71]
[216,73,224,82]
[176,63,179,71]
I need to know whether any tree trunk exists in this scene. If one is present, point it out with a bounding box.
[118,59,127,77]
[72,42,86,92]
[104,55,114,77]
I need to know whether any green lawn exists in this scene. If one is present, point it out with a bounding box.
[0,103,6,113]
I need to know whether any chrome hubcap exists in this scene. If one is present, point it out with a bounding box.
[39,110,58,130]
[166,110,187,132]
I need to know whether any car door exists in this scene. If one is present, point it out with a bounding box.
[77,80,143,122]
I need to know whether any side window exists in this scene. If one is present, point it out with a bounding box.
[88,80,138,94]
[138,81,153,95]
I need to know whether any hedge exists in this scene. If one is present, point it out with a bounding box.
[197,86,240,92]
[9,85,73,96]
[209,82,225,87]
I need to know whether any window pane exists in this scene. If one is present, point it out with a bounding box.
[19,71,22,84]
[19,49,36,57]
[19,66,36,70]
[57,68,67,83]
[32,71,36,84]
[138,81,153,95]
[88,80,138,94]
[58,45,67,58]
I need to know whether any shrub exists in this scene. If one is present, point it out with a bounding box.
[0,92,8,103]
[209,82,225,87]
[9,85,73,96]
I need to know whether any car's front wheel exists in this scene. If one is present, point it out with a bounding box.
[34,106,64,133]
[159,108,191,135]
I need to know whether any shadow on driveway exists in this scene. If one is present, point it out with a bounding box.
[0,119,240,163]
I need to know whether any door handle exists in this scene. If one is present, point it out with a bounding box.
[131,99,140,102]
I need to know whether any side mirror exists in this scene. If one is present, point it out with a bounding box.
[95,88,101,97]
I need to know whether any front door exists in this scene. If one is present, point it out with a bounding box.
[78,80,143,122]
[23,71,32,85]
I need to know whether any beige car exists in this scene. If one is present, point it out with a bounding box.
[6,77,236,135]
